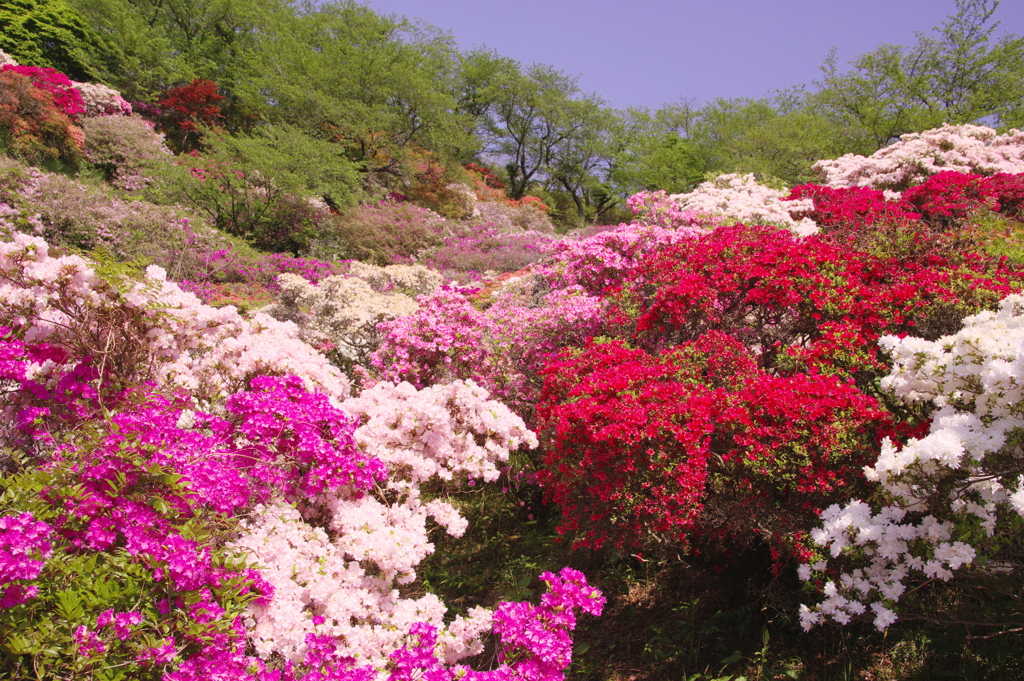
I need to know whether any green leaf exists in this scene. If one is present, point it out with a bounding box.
[55,590,85,621]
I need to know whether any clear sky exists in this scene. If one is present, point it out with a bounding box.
[361,0,1024,111]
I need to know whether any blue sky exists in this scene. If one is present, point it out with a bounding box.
[361,0,1024,110]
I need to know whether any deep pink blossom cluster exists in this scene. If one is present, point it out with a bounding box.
[0,512,52,608]
[1,65,85,119]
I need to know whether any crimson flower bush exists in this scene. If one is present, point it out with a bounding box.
[538,333,887,559]
[0,69,83,168]
[155,79,224,153]
[537,223,1024,562]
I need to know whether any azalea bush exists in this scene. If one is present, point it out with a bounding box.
[0,69,83,168]
[800,294,1024,633]
[81,114,170,190]
[0,157,242,283]
[419,224,556,279]
[537,333,887,558]
[307,199,449,265]
[666,173,818,235]
[536,223,1024,561]
[1,65,84,120]
[814,124,1024,192]
[264,263,441,365]
[0,229,603,679]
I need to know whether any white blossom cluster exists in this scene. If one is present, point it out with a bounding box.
[0,232,350,407]
[231,501,493,668]
[346,261,442,297]
[0,50,15,67]
[266,263,442,362]
[446,182,481,218]
[71,81,133,117]
[668,173,818,236]
[232,378,537,670]
[814,124,1024,192]
[342,379,538,487]
[801,294,1024,631]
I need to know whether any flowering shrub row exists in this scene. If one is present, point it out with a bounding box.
[814,124,1024,192]
[0,229,603,678]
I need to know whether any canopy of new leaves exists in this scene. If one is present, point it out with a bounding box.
[0,0,1016,224]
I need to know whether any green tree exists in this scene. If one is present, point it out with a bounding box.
[692,91,857,185]
[611,102,707,196]
[0,0,111,81]
[241,0,472,183]
[544,97,618,224]
[813,0,1024,146]
[66,0,277,98]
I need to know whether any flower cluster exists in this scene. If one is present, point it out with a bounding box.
[372,286,498,390]
[0,232,350,407]
[537,222,1024,560]
[231,377,538,670]
[627,189,713,230]
[800,294,1024,631]
[72,82,133,117]
[267,268,426,365]
[0,69,84,167]
[666,173,819,235]
[0,229,601,679]
[814,124,1024,191]
[1,65,85,120]
[420,224,556,280]
[0,512,52,608]
[308,200,449,264]
[81,114,170,190]
[785,184,921,232]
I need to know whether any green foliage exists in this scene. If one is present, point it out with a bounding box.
[691,91,859,186]
[0,0,110,81]
[143,123,365,254]
[613,103,708,195]
[240,1,473,181]
[147,150,329,255]
[66,0,278,99]
[204,124,364,210]
[812,0,1024,147]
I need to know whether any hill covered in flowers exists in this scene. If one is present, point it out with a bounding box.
[5,17,1024,679]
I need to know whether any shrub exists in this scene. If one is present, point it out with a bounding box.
[82,114,170,190]
[902,171,1000,232]
[985,173,1024,222]
[308,200,449,265]
[0,69,83,168]
[536,224,1024,561]
[0,64,83,119]
[267,272,421,366]
[419,224,556,278]
[471,199,555,233]
[155,79,223,153]
[162,154,335,255]
[801,294,1024,633]
[666,173,818,234]
[72,82,132,117]
[0,160,244,283]
[815,124,1024,192]
[538,334,888,558]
